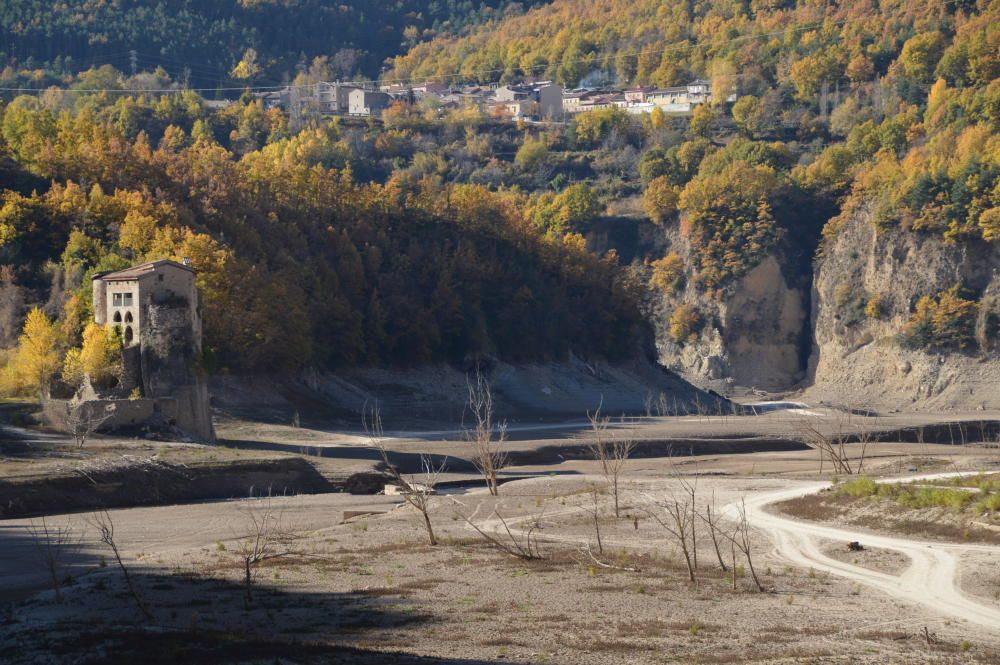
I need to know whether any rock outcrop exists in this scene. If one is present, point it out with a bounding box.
[644,227,811,392]
[806,205,1000,410]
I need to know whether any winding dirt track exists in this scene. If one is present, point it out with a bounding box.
[733,474,1000,630]
[463,472,1000,631]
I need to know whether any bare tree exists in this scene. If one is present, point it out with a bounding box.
[588,485,604,555]
[65,402,117,449]
[88,510,152,620]
[799,411,878,475]
[587,404,636,518]
[453,500,545,560]
[26,517,79,601]
[699,492,728,572]
[643,491,697,583]
[233,497,299,606]
[365,406,445,546]
[465,369,507,496]
[724,499,764,592]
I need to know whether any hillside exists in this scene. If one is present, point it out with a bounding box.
[0,1,545,89]
[388,0,991,88]
[383,0,998,407]
[0,98,651,395]
[0,0,997,410]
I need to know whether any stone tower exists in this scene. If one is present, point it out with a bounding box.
[91,260,215,442]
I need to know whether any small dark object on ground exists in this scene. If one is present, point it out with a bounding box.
[847,541,864,552]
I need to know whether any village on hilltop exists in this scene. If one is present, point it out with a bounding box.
[256,77,728,121]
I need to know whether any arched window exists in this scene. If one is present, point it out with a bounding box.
[113,311,122,323]
[124,311,133,323]
[124,326,134,346]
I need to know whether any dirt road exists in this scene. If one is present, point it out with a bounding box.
[736,474,1000,630]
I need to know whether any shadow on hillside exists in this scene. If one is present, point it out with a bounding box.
[0,526,525,665]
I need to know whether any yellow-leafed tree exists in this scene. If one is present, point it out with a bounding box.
[5,308,62,399]
[63,323,122,389]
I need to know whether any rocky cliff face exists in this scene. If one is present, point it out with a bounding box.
[624,216,809,393]
[591,210,998,409]
[806,205,1000,410]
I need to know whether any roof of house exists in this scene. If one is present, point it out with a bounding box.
[93,259,195,282]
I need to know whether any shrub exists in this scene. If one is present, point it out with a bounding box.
[897,284,978,350]
[865,293,887,319]
[649,253,686,293]
[834,284,869,327]
[840,477,995,514]
[838,476,877,498]
[668,304,702,343]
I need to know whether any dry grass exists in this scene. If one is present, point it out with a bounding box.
[776,489,1000,543]
[615,619,722,637]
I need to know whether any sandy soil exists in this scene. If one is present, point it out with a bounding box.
[4,405,1000,663]
[819,539,911,575]
[3,472,1000,664]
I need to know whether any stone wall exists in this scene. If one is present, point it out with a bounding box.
[43,398,156,431]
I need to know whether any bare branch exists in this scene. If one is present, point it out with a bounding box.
[26,517,80,601]
[451,499,545,560]
[233,496,301,606]
[587,403,636,518]
[365,405,445,546]
[578,542,641,573]
[87,510,152,620]
[65,402,117,448]
[465,369,507,496]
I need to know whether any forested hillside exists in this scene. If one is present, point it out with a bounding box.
[0,1,543,89]
[0,0,997,405]
[0,93,647,395]
[387,0,998,398]
[389,0,996,90]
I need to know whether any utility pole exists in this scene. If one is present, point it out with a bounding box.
[129,49,138,77]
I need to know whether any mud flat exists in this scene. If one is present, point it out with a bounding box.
[3,474,999,664]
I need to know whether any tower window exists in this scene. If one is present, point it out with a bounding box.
[124,326,134,346]
[112,293,123,306]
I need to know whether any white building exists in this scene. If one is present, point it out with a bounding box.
[348,89,392,116]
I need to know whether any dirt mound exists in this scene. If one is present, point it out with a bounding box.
[212,356,724,424]
[0,456,333,518]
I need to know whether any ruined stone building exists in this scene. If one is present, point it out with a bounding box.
[82,259,215,441]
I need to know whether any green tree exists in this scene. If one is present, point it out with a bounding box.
[514,135,549,172]
[899,32,947,82]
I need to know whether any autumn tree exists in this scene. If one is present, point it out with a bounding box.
[668,304,702,343]
[899,32,947,82]
[6,308,62,399]
[644,176,680,224]
[515,135,549,172]
[679,161,783,292]
[62,323,122,390]
[649,254,685,293]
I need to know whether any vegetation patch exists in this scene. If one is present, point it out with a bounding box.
[896,285,980,351]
